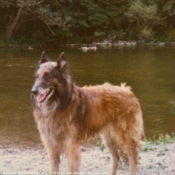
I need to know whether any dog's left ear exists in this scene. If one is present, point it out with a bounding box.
[57,52,69,72]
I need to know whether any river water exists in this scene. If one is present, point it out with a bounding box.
[0,45,175,146]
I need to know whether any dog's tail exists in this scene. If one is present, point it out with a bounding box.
[120,82,132,92]
[121,82,145,139]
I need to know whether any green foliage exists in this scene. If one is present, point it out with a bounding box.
[126,0,160,40]
[166,29,175,41]
[141,28,152,40]
[141,140,155,151]
[0,0,175,47]
[0,0,15,7]
[141,133,175,152]
[96,139,105,152]
[155,133,175,144]
[96,133,175,153]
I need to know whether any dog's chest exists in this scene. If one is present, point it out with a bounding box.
[37,115,72,144]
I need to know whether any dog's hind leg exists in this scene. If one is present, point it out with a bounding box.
[101,133,119,175]
[115,133,138,175]
[124,140,138,175]
[65,142,81,174]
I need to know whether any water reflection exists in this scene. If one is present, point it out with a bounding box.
[0,46,175,146]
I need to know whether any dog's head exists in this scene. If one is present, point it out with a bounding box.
[31,51,71,105]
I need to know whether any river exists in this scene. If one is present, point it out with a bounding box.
[0,45,175,146]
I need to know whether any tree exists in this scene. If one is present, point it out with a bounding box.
[1,0,172,46]
[60,0,128,43]
[1,0,71,39]
[3,0,44,38]
[126,0,160,40]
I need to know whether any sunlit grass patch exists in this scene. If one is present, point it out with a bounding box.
[140,133,175,152]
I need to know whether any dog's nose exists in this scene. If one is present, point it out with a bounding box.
[31,87,38,96]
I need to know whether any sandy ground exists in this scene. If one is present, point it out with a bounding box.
[1,142,175,175]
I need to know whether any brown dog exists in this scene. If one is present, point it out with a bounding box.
[31,52,144,175]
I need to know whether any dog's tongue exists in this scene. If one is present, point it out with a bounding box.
[36,93,47,103]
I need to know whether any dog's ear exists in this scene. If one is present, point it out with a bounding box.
[38,51,50,65]
[57,52,69,73]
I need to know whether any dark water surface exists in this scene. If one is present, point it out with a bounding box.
[0,46,175,146]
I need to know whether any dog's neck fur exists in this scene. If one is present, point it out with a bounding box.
[38,100,59,117]
[35,80,76,118]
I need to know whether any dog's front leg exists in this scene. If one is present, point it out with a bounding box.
[65,142,81,174]
[46,146,60,175]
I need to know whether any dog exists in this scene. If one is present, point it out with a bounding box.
[31,51,144,175]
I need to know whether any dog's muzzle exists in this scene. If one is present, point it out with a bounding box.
[31,86,53,103]
[31,87,39,96]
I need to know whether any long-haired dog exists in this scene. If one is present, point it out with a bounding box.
[31,52,144,175]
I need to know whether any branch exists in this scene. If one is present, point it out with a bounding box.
[6,6,23,38]
[17,0,44,7]
[28,0,44,7]
[46,24,56,35]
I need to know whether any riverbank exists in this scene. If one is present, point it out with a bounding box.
[1,40,175,50]
[63,40,175,49]
[1,139,175,175]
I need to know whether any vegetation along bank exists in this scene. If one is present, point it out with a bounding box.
[1,0,175,48]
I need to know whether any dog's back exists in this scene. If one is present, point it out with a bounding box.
[69,82,143,175]
[81,83,143,175]
[82,82,143,144]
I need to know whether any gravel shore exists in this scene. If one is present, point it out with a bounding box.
[1,142,175,175]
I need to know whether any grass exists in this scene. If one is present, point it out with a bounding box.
[96,133,175,173]
[96,140,105,152]
[96,133,175,152]
[140,133,175,152]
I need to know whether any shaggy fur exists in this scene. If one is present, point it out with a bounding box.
[31,52,144,175]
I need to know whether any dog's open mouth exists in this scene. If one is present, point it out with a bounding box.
[36,87,53,103]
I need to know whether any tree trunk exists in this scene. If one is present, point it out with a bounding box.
[6,6,23,39]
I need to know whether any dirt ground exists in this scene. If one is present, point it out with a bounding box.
[1,142,175,175]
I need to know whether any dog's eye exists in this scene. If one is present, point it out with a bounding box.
[44,72,51,79]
